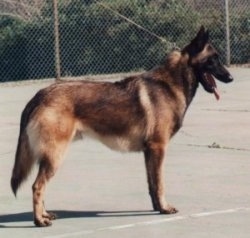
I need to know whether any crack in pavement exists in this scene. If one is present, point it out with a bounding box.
[178,142,250,152]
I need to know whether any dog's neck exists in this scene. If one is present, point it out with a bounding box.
[154,50,200,107]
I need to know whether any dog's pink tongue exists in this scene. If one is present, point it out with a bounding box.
[207,73,220,100]
[213,87,220,100]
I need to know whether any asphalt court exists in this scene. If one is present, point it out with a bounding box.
[0,68,249,237]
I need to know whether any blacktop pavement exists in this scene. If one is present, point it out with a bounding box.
[0,68,249,237]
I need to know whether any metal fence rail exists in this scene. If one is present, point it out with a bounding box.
[0,0,249,82]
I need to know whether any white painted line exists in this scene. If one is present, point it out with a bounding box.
[191,209,236,218]
[190,207,250,218]
[140,216,185,225]
[109,223,136,230]
[45,207,250,238]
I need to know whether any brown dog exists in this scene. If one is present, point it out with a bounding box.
[11,26,233,226]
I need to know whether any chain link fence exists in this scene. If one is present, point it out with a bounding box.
[0,0,249,82]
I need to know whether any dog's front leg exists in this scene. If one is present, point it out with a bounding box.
[144,142,178,214]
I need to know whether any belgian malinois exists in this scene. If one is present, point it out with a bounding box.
[11,26,233,226]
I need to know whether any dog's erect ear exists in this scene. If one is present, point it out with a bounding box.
[188,26,209,54]
[182,26,209,56]
[195,26,209,50]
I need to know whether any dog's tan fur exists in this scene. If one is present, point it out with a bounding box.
[11,27,233,226]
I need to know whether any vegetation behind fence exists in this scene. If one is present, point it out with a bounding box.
[0,0,249,82]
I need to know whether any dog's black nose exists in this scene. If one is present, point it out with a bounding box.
[227,74,234,82]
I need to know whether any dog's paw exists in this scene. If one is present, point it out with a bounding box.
[43,211,57,220]
[159,205,178,214]
[34,217,52,227]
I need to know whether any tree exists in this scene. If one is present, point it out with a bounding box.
[0,0,45,21]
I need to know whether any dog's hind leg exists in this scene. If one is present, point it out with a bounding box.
[144,141,178,214]
[32,156,57,227]
[27,110,75,226]
[32,140,68,227]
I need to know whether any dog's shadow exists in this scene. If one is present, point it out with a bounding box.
[0,210,157,228]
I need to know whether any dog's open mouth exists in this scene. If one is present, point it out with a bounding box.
[202,73,220,100]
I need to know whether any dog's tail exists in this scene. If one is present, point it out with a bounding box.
[11,92,42,196]
[11,131,34,196]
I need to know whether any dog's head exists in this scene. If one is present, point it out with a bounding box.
[182,26,233,100]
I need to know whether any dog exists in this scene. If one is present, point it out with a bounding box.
[11,26,233,227]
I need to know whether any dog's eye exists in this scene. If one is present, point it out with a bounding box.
[207,58,213,64]
[212,55,220,61]
[207,56,217,65]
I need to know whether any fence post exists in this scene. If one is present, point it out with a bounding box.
[53,0,61,81]
[225,0,231,66]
